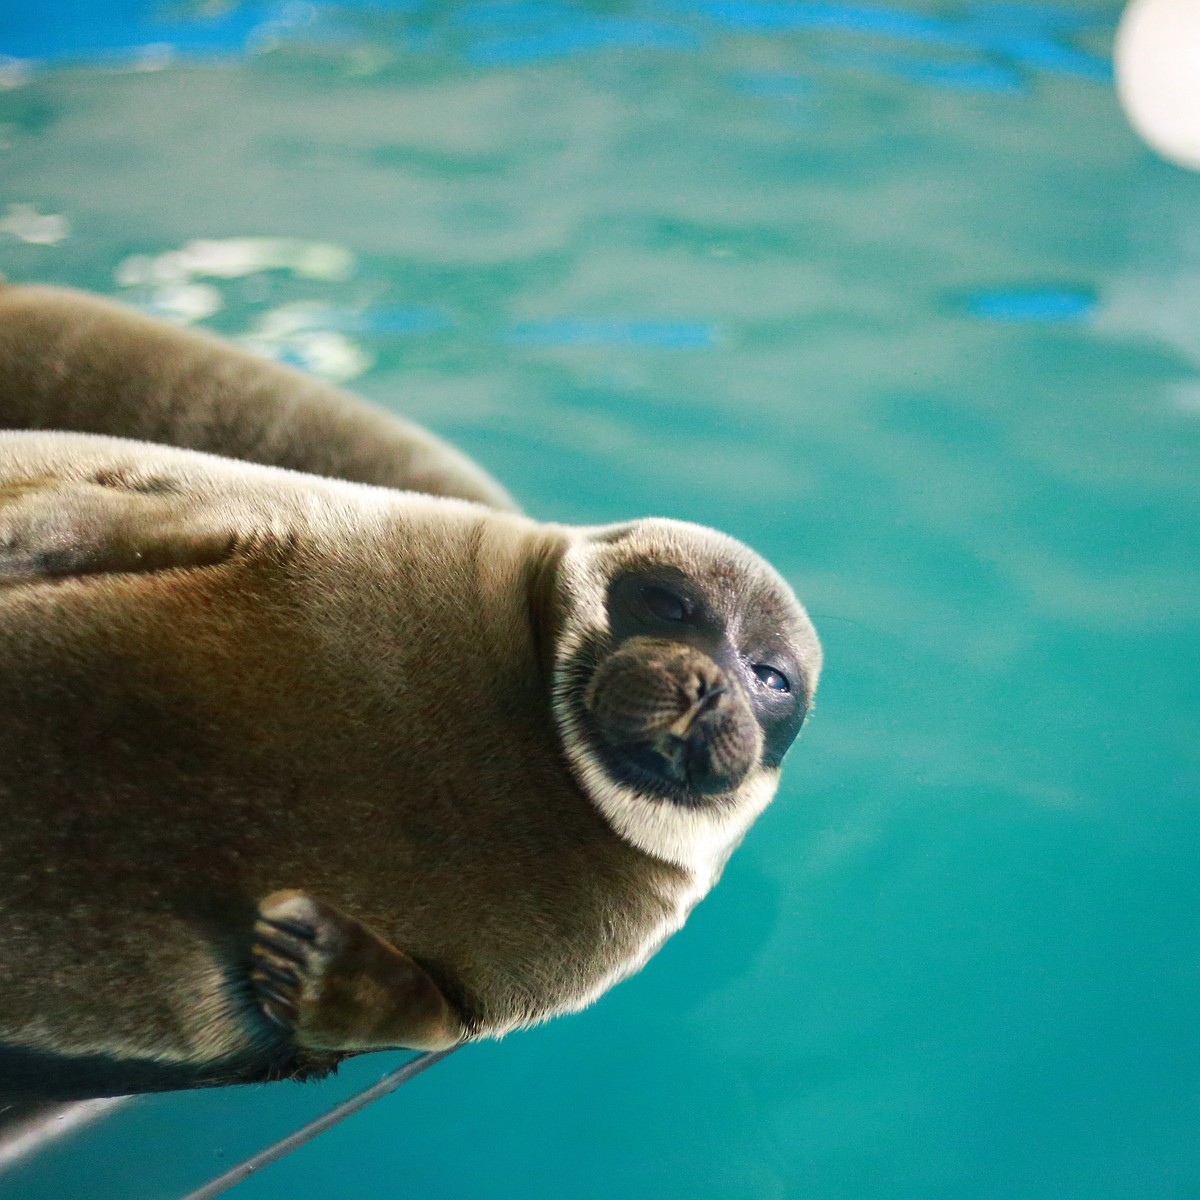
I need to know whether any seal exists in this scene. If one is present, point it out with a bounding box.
[0,281,517,509]
[0,288,821,1103]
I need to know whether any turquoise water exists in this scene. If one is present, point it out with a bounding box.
[2,1,1199,1197]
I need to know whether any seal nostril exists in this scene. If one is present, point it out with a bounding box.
[689,670,726,708]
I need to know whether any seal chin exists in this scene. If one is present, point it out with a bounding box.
[583,637,760,808]
[593,741,743,807]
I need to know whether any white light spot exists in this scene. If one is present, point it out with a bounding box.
[115,238,356,289]
[127,282,223,325]
[0,56,30,91]
[240,320,372,382]
[0,204,69,246]
[1116,0,1200,171]
[131,43,174,72]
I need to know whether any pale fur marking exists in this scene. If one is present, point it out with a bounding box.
[549,521,785,882]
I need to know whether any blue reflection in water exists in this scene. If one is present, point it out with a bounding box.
[454,2,606,28]
[508,320,719,348]
[465,21,704,66]
[1,0,284,61]
[819,45,1023,91]
[1,0,1111,84]
[334,307,454,334]
[662,0,1112,80]
[966,290,1098,321]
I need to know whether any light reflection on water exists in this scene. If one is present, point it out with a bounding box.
[2,1,1199,1198]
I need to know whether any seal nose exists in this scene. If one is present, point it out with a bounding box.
[585,638,760,798]
[655,679,734,790]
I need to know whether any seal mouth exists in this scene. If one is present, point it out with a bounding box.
[601,736,729,802]
[580,637,760,807]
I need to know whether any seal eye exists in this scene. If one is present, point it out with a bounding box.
[752,664,790,693]
[641,585,689,622]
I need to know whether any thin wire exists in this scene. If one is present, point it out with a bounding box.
[0,1098,130,1172]
[179,1049,457,1200]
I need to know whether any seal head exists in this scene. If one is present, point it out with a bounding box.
[550,518,822,875]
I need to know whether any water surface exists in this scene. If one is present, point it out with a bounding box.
[2,1,1198,1197]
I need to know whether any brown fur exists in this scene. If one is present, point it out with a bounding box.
[0,434,687,1098]
[0,282,516,510]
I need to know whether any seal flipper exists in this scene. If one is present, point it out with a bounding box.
[250,892,465,1055]
[0,474,236,584]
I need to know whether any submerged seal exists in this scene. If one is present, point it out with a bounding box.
[0,286,821,1101]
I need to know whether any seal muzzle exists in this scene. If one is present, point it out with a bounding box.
[584,637,762,800]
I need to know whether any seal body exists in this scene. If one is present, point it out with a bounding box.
[0,434,694,1096]
[0,282,516,509]
[0,284,822,1102]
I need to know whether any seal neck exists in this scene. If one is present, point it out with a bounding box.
[522,534,571,694]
